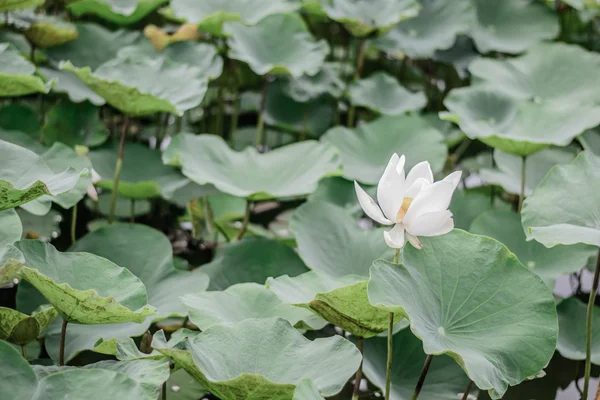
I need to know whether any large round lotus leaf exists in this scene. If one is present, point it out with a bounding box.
[0,340,38,399]
[267,270,403,337]
[0,0,42,11]
[33,359,170,400]
[470,0,559,54]
[0,305,57,345]
[348,72,426,115]
[291,201,393,277]
[17,208,62,242]
[308,176,373,215]
[0,140,82,211]
[46,23,143,70]
[373,0,472,59]
[0,129,46,155]
[224,13,329,77]
[280,62,345,102]
[86,193,151,218]
[0,209,24,285]
[264,80,335,138]
[39,68,105,105]
[367,230,558,399]
[433,35,478,79]
[443,43,600,156]
[157,318,362,399]
[90,142,186,200]
[16,239,156,324]
[0,104,41,136]
[322,0,420,37]
[182,282,326,331]
[61,55,207,117]
[165,134,340,200]
[68,0,169,24]
[580,130,600,155]
[556,297,600,364]
[40,223,209,362]
[449,189,510,231]
[522,151,600,247]
[480,148,575,196]
[42,101,108,147]
[471,210,597,289]
[201,238,308,290]
[169,0,299,36]
[363,328,469,399]
[323,114,447,185]
[11,11,79,48]
[293,379,325,400]
[22,142,92,213]
[119,41,223,81]
[0,43,48,97]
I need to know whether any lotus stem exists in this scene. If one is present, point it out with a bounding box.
[583,249,600,399]
[59,319,68,366]
[347,106,356,127]
[461,380,474,400]
[162,382,167,400]
[300,110,308,141]
[230,91,239,142]
[354,39,365,80]
[21,344,27,359]
[70,204,77,245]
[217,85,224,137]
[351,336,364,400]
[411,354,433,400]
[385,248,401,399]
[518,155,526,212]
[234,202,252,241]
[254,78,269,147]
[108,116,129,224]
[130,199,135,223]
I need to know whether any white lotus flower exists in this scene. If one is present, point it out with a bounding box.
[354,154,461,249]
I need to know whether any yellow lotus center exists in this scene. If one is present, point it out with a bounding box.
[396,197,413,222]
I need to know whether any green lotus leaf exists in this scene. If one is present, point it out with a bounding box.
[480,148,575,196]
[323,114,447,185]
[156,318,362,399]
[0,140,82,211]
[264,80,335,138]
[0,340,38,399]
[46,23,144,70]
[182,282,326,331]
[348,72,426,115]
[68,0,169,24]
[17,208,62,241]
[322,0,420,37]
[86,193,151,218]
[60,55,207,116]
[39,68,105,105]
[224,13,329,77]
[291,201,393,277]
[0,305,57,345]
[293,379,325,400]
[443,43,600,156]
[119,41,223,81]
[449,189,510,231]
[165,134,340,200]
[90,142,187,200]
[367,230,558,399]
[374,0,472,59]
[0,104,41,136]
[522,151,600,247]
[580,130,600,156]
[16,239,156,324]
[556,297,600,364]
[0,43,48,96]
[39,223,209,362]
[0,128,46,155]
[22,142,92,214]
[33,359,170,400]
[280,62,345,102]
[267,270,402,337]
[363,328,470,399]
[166,369,209,400]
[42,101,108,147]
[169,0,299,36]
[0,209,24,284]
[470,0,559,54]
[423,114,466,147]
[0,0,43,11]
[471,210,597,289]
[433,35,478,79]
[308,176,373,215]
[11,11,79,48]
[201,238,308,290]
